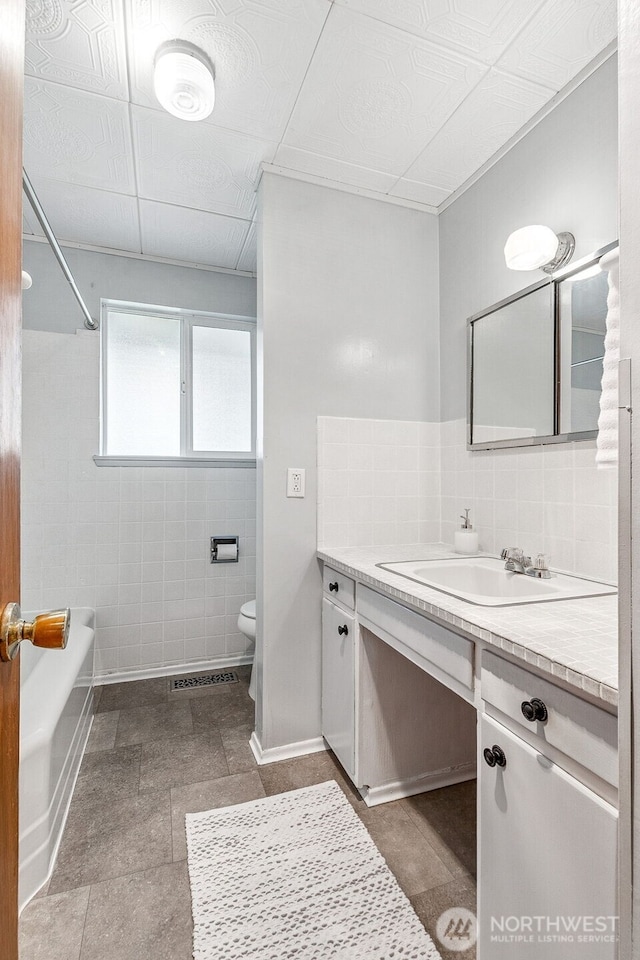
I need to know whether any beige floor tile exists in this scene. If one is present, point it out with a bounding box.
[115,700,193,747]
[96,677,168,713]
[223,737,257,775]
[48,792,172,894]
[73,745,141,806]
[138,731,229,794]
[84,712,119,754]
[358,800,454,898]
[80,862,192,960]
[20,886,90,960]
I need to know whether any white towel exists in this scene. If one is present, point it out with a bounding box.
[596,248,620,469]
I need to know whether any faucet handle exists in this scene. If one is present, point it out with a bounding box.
[526,554,553,579]
[501,546,523,561]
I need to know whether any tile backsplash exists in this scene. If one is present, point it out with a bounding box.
[318,416,617,583]
[317,417,441,549]
[22,329,256,679]
[440,418,617,583]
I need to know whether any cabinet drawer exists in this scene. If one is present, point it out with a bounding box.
[322,566,355,610]
[481,650,617,787]
[357,586,474,693]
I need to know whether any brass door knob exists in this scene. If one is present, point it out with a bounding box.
[0,603,70,662]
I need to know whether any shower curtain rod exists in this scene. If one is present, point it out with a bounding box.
[22,170,98,331]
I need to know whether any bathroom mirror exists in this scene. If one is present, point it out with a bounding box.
[468,241,617,450]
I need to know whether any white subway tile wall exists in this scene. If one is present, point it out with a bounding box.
[439,418,617,584]
[22,330,256,679]
[318,416,617,584]
[317,417,441,549]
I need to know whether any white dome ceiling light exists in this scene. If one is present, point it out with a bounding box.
[22,271,33,290]
[153,40,215,122]
[504,225,575,274]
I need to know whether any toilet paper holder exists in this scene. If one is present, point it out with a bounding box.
[210,536,239,563]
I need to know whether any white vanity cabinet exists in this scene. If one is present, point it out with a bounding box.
[479,651,618,959]
[319,557,619,960]
[321,586,357,779]
[479,715,618,959]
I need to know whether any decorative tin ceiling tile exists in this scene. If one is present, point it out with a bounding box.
[27,178,141,251]
[496,0,617,90]
[25,0,129,100]
[283,5,488,176]
[335,0,546,65]
[126,0,330,140]
[139,199,249,268]
[274,144,398,194]
[236,219,257,274]
[132,105,275,219]
[23,77,136,194]
[389,178,452,207]
[403,69,554,193]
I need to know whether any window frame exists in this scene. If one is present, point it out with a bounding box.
[97,299,256,466]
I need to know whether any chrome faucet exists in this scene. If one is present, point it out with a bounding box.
[500,548,552,579]
[501,547,531,574]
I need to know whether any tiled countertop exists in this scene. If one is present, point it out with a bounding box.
[317,543,618,708]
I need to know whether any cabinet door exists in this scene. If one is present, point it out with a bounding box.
[321,599,356,777]
[479,715,618,960]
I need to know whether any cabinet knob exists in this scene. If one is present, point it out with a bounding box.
[483,745,507,768]
[338,625,349,636]
[329,582,339,592]
[521,698,548,723]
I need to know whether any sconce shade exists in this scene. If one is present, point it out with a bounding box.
[504,225,560,271]
[154,40,215,121]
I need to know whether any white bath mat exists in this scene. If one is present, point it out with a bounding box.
[186,779,442,960]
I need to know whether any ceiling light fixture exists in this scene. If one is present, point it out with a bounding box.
[153,40,215,122]
[504,225,575,274]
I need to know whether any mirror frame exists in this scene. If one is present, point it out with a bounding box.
[467,240,618,451]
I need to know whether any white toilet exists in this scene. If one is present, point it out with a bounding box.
[237,599,256,700]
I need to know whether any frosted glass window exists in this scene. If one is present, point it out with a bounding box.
[192,326,252,452]
[101,302,255,461]
[105,312,181,455]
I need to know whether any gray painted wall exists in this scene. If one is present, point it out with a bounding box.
[256,172,439,751]
[439,55,618,422]
[22,241,257,334]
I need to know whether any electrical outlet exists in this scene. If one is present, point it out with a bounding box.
[287,468,305,498]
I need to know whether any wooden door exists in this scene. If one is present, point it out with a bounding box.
[0,2,25,959]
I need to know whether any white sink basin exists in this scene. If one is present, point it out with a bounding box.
[376,557,616,607]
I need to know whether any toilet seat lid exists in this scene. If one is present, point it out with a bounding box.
[240,600,256,620]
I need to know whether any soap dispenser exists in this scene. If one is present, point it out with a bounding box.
[454,508,479,555]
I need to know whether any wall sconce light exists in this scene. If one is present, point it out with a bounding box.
[153,40,215,122]
[504,225,575,274]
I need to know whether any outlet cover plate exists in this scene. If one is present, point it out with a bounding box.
[287,467,305,498]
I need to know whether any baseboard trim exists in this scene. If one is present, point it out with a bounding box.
[249,731,327,765]
[359,763,477,807]
[94,655,253,686]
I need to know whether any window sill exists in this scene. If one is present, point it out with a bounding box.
[93,456,256,468]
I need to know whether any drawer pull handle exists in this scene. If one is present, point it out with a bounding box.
[338,625,349,636]
[329,582,339,592]
[521,698,548,723]
[483,745,507,768]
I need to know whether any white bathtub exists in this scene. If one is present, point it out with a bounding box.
[19,607,95,909]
